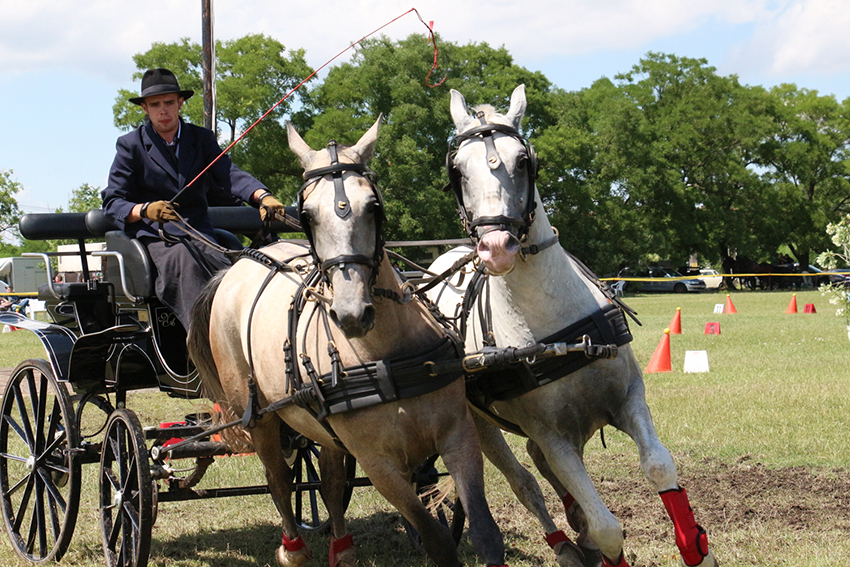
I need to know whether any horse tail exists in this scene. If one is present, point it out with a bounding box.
[188,269,227,402]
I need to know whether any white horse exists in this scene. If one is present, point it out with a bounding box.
[426,85,717,567]
[189,118,507,567]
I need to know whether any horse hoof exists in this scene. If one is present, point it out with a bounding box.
[334,546,358,567]
[275,544,311,567]
[684,549,717,567]
[554,540,590,567]
[579,547,602,567]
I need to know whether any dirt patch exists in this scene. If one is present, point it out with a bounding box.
[600,455,850,534]
[488,451,850,566]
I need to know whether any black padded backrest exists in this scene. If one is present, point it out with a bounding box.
[105,231,155,299]
[213,228,243,251]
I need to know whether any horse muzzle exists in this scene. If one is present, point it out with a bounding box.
[327,264,377,338]
[476,229,520,276]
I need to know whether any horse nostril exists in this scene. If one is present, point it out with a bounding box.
[361,305,376,330]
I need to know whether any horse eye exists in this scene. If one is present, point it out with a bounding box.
[516,156,528,170]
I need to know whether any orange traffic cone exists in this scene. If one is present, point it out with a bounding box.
[645,328,672,373]
[785,294,798,314]
[725,294,737,314]
[669,308,682,334]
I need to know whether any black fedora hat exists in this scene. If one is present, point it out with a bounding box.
[129,68,194,105]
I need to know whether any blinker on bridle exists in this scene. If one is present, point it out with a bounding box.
[446,112,538,243]
[298,139,386,284]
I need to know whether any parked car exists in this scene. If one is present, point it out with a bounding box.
[808,265,850,288]
[617,266,707,293]
[698,268,723,289]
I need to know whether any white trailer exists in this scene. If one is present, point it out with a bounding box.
[0,257,48,293]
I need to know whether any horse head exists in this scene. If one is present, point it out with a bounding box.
[448,84,539,275]
[287,117,385,338]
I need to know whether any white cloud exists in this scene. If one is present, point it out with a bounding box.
[726,0,850,77]
[0,0,779,79]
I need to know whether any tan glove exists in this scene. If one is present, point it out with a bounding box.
[259,194,285,222]
[142,201,180,222]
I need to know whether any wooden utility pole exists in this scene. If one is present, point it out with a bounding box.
[202,0,215,132]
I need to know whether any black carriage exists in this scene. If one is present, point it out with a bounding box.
[0,208,462,566]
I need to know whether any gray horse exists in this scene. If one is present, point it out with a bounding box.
[427,85,717,567]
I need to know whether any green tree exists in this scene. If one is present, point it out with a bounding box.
[757,85,850,269]
[0,170,23,254]
[302,34,554,241]
[66,183,102,213]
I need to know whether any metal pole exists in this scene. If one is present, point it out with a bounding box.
[202,0,216,132]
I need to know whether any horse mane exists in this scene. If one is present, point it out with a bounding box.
[470,104,511,126]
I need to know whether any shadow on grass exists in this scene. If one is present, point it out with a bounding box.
[135,508,542,566]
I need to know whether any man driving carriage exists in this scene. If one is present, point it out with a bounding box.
[101,68,286,331]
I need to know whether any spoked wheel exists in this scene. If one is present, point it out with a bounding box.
[0,359,81,564]
[403,454,466,553]
[99,408,153,567]
[292,440,356,532]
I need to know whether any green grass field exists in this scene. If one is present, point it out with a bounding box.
[1,288,848,566]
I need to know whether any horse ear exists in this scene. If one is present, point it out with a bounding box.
[505,84,527,130]
[351,114,382,162]
[450,89,473,131]
[286,121,316,168]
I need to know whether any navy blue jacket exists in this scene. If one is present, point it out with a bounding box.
[102,119,265,239]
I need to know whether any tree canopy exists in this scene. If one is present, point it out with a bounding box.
[7,35,850,277]
[0,170,23,255]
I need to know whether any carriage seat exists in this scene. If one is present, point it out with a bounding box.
[104,228,244,301]
[104,231,156,300]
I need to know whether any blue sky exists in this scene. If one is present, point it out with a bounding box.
[2,0,849,214]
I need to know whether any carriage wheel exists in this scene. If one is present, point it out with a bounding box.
[402,454,466,553]
[292,441,356,533]
[99,408,153,567]
[0,359,81,564]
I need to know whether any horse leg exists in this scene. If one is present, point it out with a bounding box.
[250,415,311,567]
[530,433,629,567]
[474,414,584,567]
[318,446,356,567]
[357,457,465,567]
[617,388,717,567]
[439,416,508,567]
[525,438,601,566]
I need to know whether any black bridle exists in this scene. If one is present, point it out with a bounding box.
[445,112,538,243]
[298,140,386,285]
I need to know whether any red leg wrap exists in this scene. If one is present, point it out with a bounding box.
[562,493,582,533]
[660,486,709,566]
[545,529,571,549]
[329,533,354,567]
[602,551,630,567]
[562,492,576,512]
[281,532,306,552]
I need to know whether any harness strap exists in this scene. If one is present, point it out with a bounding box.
[520,232,560,257]
[414,249,477,295]
[326,141,352,219]
[318,335,464,415]
[465,303,633,437]
[239,248,306,428]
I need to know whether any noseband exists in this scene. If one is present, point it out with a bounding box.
[298,140,386,285]
[445,112,538,243]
